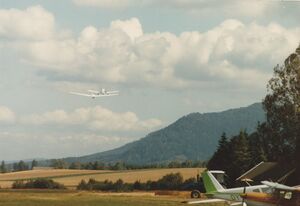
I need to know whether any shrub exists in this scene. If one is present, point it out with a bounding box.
[157,172,183,190]
[12,178,66,189]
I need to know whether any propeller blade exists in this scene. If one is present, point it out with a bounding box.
[241,186,246,205]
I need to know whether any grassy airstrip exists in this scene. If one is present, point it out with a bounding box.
[0,191,225,206]
[0,168,224,206]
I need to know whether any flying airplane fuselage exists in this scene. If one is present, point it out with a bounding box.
[70,88,119,98]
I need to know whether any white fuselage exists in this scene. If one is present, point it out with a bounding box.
[212,185,269,202]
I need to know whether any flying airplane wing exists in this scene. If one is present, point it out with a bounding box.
[70,92,94,97]
[106,90,119,94]
[70,92,118,98]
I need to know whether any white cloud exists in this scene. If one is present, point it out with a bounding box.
[110,18,143,41]
[0,106,15,123]
[0,131,136,160]
[2,6,300,91]
[73,0,134,9]
[0,5,55,40]
[21,106,162,131]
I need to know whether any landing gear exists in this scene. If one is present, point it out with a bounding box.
[191,190,201,198]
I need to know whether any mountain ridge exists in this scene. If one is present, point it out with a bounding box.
[62,102,265,165]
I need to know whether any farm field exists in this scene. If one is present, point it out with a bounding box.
[0,190,226,206]
[0,168,205,189]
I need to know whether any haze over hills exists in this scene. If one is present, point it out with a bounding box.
[62,103,265,165]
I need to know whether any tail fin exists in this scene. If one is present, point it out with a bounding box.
[202,170,225,193]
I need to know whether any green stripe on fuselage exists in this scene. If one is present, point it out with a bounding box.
[202,170,217,193]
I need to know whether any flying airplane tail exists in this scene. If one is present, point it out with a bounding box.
[202,170,225,193]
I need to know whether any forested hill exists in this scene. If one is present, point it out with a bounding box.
[64,103,265,165]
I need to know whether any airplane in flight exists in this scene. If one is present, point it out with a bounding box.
[183,170,269,206]
[240,181,300,206]
[70,88,119,99]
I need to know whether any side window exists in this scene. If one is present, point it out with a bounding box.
[253,189,260,192]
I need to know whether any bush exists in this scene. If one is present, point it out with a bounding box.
[77,178,133,192]
[12,178,66,189]
[157,172,183,190]
[12,180,26,189]
[77,172,196,191]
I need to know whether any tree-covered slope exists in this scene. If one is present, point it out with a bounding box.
[65,103,265,165]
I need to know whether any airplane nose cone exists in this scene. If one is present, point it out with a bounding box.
[240,193,247,198]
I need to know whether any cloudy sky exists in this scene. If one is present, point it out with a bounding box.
[0,0,300,161]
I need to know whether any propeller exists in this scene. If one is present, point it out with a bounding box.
[229,186,247,206]
[241,186,247,206]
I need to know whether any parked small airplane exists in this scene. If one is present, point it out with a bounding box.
[70,88,119,99]
[240,181,300,206]
[183,170,269,205]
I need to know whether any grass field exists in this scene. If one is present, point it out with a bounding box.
[0,168,205,189]
[0,190,226,206]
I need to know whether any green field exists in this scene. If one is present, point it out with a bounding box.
[0,191,225,206]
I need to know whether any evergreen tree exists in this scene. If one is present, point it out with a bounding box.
[69,162,81,169]
[14,161,29,171]
[248,129,267,166]
[0,161,6,173]
[207,133,230,171]
[31,160,38,170]
[224,131,251,185]
[51,159,68,169]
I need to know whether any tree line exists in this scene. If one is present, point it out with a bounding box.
[52,159,206,170]
[0,160,38,173]
[77,172,201,192]
[208,45,300,185]
[11,172,203,192]
[0,159,205,173]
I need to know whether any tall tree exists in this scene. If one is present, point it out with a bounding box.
[207,133,230,171]
[0,161,6,173]
[31,159,38,170]
[227,131,251,184]
[262,45,300,182]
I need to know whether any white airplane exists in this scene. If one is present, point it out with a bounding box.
[240,180,300,206]
[70,88,119,99]
[183,170,270,206]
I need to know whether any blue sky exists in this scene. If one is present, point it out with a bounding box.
[0,0,300,161]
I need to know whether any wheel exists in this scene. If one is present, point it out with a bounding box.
[191,190,201,198]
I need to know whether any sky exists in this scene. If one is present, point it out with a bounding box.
[0,0,300,161]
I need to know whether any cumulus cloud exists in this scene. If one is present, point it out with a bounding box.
[73,0,134,9]
[2,6,300,90]
[0,5,55,40]
[21,106,162,131]
[0,106,15,123]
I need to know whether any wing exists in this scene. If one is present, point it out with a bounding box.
[261,181,297,191]
[182,199,229,204]
[182,199,244,206]
[69,92,93,97]
[103,93,119,96]
[93,93,119,97]
[106,90,119,94]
